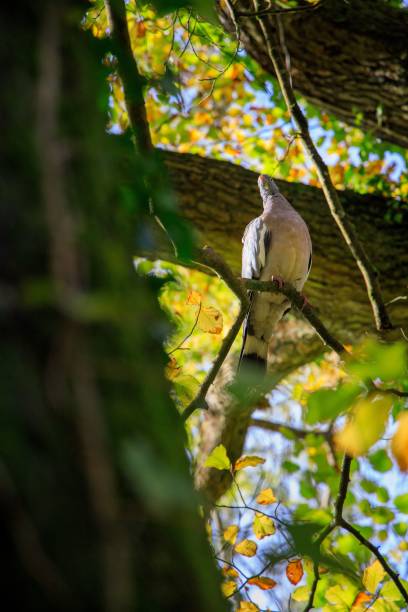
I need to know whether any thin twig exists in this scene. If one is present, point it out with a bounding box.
[251,2,392,332]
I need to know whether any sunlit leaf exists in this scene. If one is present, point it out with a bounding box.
[237,602,260,612]
[173,374,200,407]
[255,487,277,505]
[394,493,408,513]
[334,394,392,457]
[223,524,239,545]
[234,539,257,557]
[381,578,408,602]
[351,592,372,610]
[186,290,202,305]
[222,565,239,578]
[391,411,408,471]
[247,576,277,590]
[363,560,386,594]
[204,444,231,470]
[325,583,358,607]
[221,580,236,597]
[347,339,407,383]
[198,305,223,334]
[234,455,265,471]
[292,585,310,602]
[165,356,181,380]
[253,512,275,540]
[286,559,304,585]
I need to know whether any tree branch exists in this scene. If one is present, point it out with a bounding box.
[104,0,153,153]
[339,518,408,604]
[243,279,345,355]
[252,2,392,332]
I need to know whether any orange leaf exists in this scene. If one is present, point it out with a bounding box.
[186,290,202,305]
[248,576,277,591]
[391,411,408,471]
[222,565,239,578]
[255,488,276,505]
[351,592,372,610]
[286,559,304,585]
[234,455,265,471]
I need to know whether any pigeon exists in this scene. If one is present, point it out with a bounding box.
[239,174,312,371]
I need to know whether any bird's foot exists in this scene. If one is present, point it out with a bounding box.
[271,276,285,290]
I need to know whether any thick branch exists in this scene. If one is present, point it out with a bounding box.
[253,4,392,332]
[218,0,408,149]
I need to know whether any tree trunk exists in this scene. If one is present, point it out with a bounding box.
[218,0,408,148]
[1,3,227,610]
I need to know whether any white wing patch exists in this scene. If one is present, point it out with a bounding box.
[242,217,271,280]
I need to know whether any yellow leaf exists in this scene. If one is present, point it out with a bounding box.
[234,455,265,471]
[237,602,259,612]
[255,488,276,505]
[391,411,408,471]
[286,559,304,585]
[204,444,231,470]
[351,592,372,610]
[198,305,223,334]
[234,539,257,557]
[334,395,392,457]
[221,580,236,597]
[292,585,310,602]
[223,525,239,545]
[222,565,239,578]
[186,290,202,305]
[247,576,277,590]
[363,560,386,594]
[253,513,275,540]
[165,356,181,380]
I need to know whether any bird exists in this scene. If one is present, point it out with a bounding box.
[239,174,312,372]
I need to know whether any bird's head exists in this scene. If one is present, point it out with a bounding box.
[258,174,279,202]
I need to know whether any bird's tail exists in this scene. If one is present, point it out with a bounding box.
[238,335,268,373]
[238,293,268,373]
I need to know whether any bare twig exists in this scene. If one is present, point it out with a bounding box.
[249,418,329,439]
[251,2,392,332]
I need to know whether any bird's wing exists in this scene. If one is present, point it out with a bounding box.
[242,217,271,280]
[239,217,272,370]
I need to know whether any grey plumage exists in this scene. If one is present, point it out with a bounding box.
[239,174,312,371]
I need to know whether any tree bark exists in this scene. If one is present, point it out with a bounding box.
[164,151,408,344]
[218,0,408,148]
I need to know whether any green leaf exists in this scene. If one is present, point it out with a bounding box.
[292,585,310,602]
[376,487,390,503]
[361,479,377,493]
[282,460,299,473]
[306,383,360,425]
[204,444,231,470]
[393,522,407,536]
[369,449,393,473]
[394,493,408,513]
[347,340,407,383]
